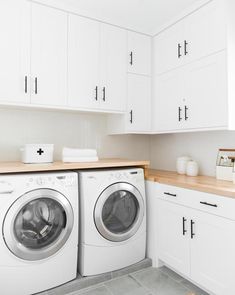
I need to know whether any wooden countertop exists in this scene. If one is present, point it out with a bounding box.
[146,169,235,198]
[0,159,149,174]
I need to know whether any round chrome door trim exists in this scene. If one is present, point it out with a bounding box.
[94,182,144,242]
[3,189,74,261]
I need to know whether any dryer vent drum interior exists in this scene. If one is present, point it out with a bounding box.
[95,183,144,242]
[3,189,74,261]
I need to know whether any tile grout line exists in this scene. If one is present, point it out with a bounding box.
[128,272,153,294]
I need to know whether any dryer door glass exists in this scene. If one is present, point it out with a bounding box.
[3,189,74,261]
[102,190,138,233]
[94,183,144,242]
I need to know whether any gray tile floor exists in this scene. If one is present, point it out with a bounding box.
[66,267,209,295]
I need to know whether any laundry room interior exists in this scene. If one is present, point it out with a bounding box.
[1,0,235,295]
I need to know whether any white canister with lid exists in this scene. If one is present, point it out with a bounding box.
[176,156,191,175]
[186,160,199,177]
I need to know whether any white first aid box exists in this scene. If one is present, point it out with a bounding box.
[21,144,54,164]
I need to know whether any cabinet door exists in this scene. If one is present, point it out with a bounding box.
[0,0,30,103]
[68,15,100,109]
[157,200,190,277]
[128,32,151,76]
[100,24,127,112]
[185,0,226,63]
[191,210,235,295]
[126,74,151,132]
[154,20,186,75]
[184,51,227,129]
[153,68,184,132]
[31,3,67,106]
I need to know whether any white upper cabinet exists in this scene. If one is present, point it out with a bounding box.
[99,24,127,112]
[0,0,30,104]
[128,32,151,76]
[153,67,184,132]
[184,51,227,130]
[126,74,151,132]
[107,74,151,134]
[68,15,100,110]
[31,3,68,106]
[68,16,127,112]
[153,51,227,132]
[154,20,186,76]
[154,0,226,75]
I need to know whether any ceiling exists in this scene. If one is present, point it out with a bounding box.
[62,0,201,35]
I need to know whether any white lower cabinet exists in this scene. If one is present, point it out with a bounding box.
[147,181,235,295]
[157,200,190,277]
[190,210,235,295]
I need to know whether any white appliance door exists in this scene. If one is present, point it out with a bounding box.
[94,183,144,242]
[3,189,74,261]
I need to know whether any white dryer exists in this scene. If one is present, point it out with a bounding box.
[78,168,146,276]
[0,172,78,295]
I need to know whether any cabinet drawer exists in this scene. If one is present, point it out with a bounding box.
[156,183,235,220]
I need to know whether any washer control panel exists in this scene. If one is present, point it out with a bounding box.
[26,174,77,187]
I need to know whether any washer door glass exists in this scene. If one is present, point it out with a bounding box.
[14,198,66,249]
[94,183,144,242]
[3,189,74,261]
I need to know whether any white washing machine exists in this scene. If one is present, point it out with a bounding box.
[78,168,146,276]
[0,172,78,295]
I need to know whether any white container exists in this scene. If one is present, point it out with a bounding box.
[186,160,199,177]
[217,166,233,181]
[21,144,54,164]
[176,156,191,175]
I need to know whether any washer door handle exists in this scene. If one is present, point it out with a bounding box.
[0,182,14,194]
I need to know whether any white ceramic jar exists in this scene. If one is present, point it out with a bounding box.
[186,160,199,177]
[176,156,191,175]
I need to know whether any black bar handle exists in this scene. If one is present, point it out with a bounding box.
[191,220,195,239]
[102,87,106,101]
[95,86,98,101]
[24,76,28,94]
[184,40,188,55]
[130,51,133,65]
[164,192,177,197]
[178,43,182,58]
[183,217,187,235]
[200,201,218,208]
[178,107,182,121]
[35,77,38,94]
[130,110,133,124]
[185,105,189,121]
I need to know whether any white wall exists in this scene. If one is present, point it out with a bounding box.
[0,107,150,162]
[150,131,235,176]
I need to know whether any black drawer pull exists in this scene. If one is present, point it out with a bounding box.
[178,43,182,58]
[183,217,187,235]
[164,192,177,197]
[178,107,182,122]
[185,105,189,121]
[200,201,218,208]
[184,40,188,55]
[191,220,195,239]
